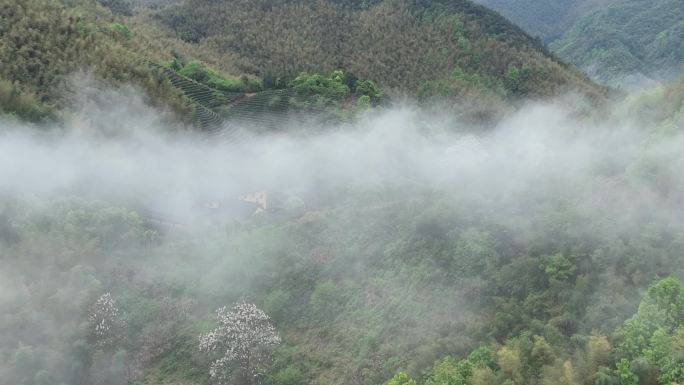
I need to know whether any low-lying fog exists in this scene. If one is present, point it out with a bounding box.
[1,80,683,385]
[1,86,680,222]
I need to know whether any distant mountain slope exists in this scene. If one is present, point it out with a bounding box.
[628,75,684,129]
[550,0,684,88]
[153,0,604,102]
[471,0,684,88]
[470,0,607,42]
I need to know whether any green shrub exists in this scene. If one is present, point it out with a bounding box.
[178,60,213,83]
[176,59,257,93]
[387,372,417,385]
[272,365,302,385]
[504,66,521,94]
[290,71,350,107]
[356,95,371,111]
[540,253,576,281]
[264,289,292,322]
[310,280,349,322]
[0,80,53,123]
[109,23,131,40]
[354,80,383,103]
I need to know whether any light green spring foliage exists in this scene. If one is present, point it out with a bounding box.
[388,372,417,385]
[290,72,350,107]
[616,359,638,385]
[425,357,472,385]
[109,23,131,41]
[422,347,497,385]
[354,79,383,103]
[614,278,684,361]
[177,60,256,93]
[610,278,684,385]
[288,70,382,110]
[541,253,577,281]
[387,278,684,385]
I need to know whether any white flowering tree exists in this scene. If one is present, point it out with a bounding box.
[199,303,281,385]
[89,292,123,347]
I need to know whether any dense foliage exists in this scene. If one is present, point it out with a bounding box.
[168,57,261,93]
[2,85,684,383]
[0,0,187,123]
[2,184,683,385]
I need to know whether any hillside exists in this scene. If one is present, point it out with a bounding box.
[0,0,189,124]
[150,0,603,104]
[0,0,608,129]
[0,0,383,128]
[550,0,684,88]
[0,0,609,129]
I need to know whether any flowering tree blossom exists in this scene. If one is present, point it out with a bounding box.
[89,292,122,347]
[199,303,281,385]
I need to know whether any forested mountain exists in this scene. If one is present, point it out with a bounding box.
[0,0,606,125]
[152,0,602,102]
[550,0,684,88]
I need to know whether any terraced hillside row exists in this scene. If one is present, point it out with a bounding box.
[146,61,337,135]
[221,90,291,129]
[143,60,225,132]
[222,90,322,130]
[145,60,265,134]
